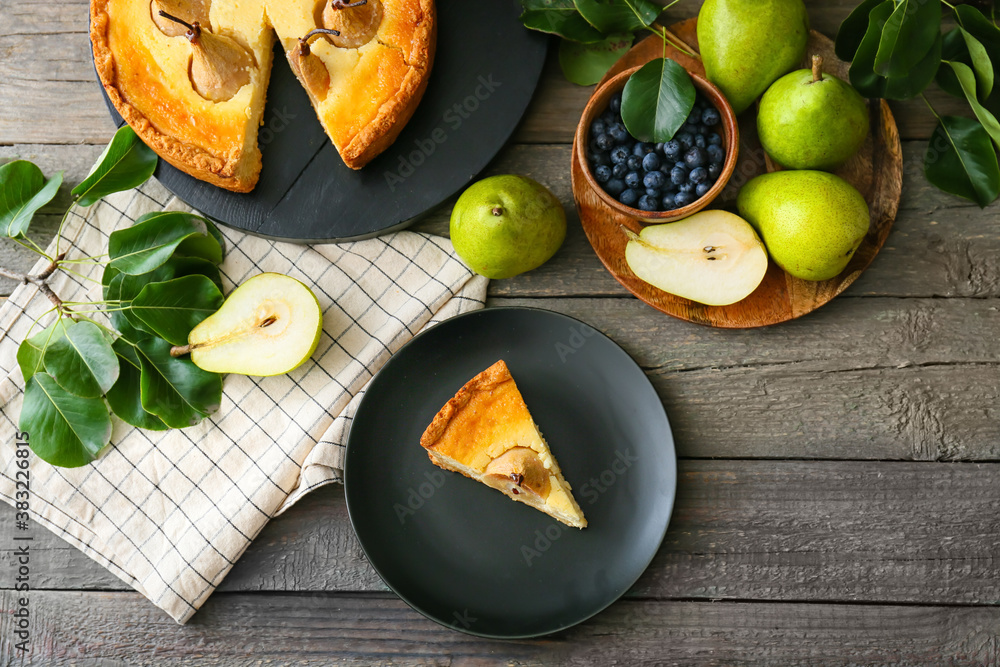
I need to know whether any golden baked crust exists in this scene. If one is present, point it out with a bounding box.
[90,0,436,190]
[271,0,436,170]
[421,360,588,529]
[90,0,272,192]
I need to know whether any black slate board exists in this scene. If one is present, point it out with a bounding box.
[99,0,547,243]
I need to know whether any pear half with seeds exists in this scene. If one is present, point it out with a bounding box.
[624,210,769,306]
[177,273,323,376]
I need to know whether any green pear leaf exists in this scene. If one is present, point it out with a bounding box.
[20,372,112,468]
[108,211,213,275]
[942,60,1000,149]
[0,160,63,238]
[960,27,994,99]
[16,319,66,384]
[520,0,604,43]
[136,337,222,429]
[558,33,633,85]
[177,217,225,264]
[621,57,696,143]
[130,275,224,346]
[42,320,120,398]
[924,115,1000,208]
[873,0,941,78]
[166,256,224,292]
[835,0,887,61]
[572,0,659,33]
[850,1,941,101]
[72,126,157,207]
[106,272,151,341]
[106,339,168,431]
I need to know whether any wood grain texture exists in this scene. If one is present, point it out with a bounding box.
[7,460,1000,608]
[3,590,999,666]
[2,143,998,300]
[0,0,976,147]
[573,21,902,328]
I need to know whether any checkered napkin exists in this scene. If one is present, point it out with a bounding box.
[0,179,487,623]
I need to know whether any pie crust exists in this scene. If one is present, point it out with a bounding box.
[90,0,435,192]
[420,360,588,529]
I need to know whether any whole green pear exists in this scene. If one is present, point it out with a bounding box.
[737,171,870,281]
[450,175,566,279]
[758,56,870,170]
[698,0,809,115]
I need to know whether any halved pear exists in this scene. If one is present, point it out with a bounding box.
[178,273,323,376]
[624,210,769,306]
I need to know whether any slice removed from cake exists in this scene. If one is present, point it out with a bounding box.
[420,360,587,528]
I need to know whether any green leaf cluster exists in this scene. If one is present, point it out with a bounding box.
[837,1,1000,207]
[4,125,227,467]
[520,0,666,85]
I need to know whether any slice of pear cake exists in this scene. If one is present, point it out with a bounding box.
[420,360,587,529]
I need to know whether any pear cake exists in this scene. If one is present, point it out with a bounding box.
[420,360,588,529]
[90,0,435,192]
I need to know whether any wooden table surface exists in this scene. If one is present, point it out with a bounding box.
[2,1,999,664]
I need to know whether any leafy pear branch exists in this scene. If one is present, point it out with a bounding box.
[1,126,227,469]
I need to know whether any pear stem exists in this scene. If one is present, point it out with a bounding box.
[811,55,823,83]
[170,344,192,357]
[299,28,341,55]
[331,0,368,8]
[158,10,201,43]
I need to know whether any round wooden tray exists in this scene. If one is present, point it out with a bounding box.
[571,18,903,328]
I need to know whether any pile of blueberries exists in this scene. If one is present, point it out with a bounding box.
[587,92,726,212]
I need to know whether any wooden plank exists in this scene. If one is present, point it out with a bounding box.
[0,0,969,145]
[2,589,998,665]
[7,461,1000,607]
[3,140,998,298]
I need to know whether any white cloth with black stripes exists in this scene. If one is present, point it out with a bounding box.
[0,179,487,623]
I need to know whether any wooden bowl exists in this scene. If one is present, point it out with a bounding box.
[574,66,739,223]
[571,18,903,328]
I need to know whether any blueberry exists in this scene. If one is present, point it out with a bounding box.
[609,123,629,143]
[686,108,702,126]
[670,165,688,185]
[605,178,625,196]
[643,170,666,189]
[594,164,612,183]
[645,187,662,198]
[588,151,610,167]
[601,109,616,125]
[642,153,661,172]
[632,142,647,157]
[702,107,721,126]
[695,134,707,149]
[619,188,639,207]
[612,163,628,178]
[689,167,708,184]
[696,182,712,198]
[677,182,694,194]
[661,194,676,210]
[655,142,664,154]
[624,171,642,189]
[638,194,659,211]
[707,163,722,179]
[595,133,614,151]
[590,119,607,138]
[678,132,695,150]
[708,132,723,146]
[707,144,725,163]
[684,147,706,168]
[663,140,682,159]
[609,92,622,114]
[626,156,643,171]
[610,145,630,165]
[674,191,695,208]
[682,121,700,135]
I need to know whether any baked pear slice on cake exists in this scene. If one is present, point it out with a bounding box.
[420,360,587,528]
[268,0,436,169]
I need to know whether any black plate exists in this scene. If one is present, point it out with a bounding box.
[97,0,547,243]
[344,307,676,638]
